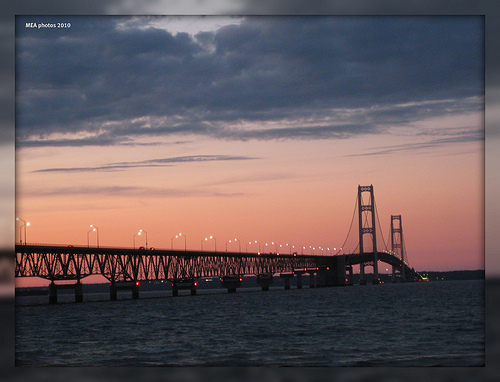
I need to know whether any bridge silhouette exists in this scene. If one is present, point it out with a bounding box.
[15,185,424,303]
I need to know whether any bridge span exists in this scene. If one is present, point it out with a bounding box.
[15,185,424,303]
[15,243,423,303]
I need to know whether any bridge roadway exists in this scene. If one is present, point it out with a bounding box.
[15,244,423,303]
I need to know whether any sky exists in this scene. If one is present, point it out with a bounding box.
[14,15,484,285]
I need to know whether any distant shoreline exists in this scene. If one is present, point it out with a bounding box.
[418,269,485,281]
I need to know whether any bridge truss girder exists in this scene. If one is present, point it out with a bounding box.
[15,245,319,283]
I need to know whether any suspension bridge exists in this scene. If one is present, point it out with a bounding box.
[15,185,424,303]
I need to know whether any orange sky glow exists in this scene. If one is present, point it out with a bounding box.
[14,16,484,286]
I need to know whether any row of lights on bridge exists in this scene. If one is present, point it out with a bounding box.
[16,219,343,255]
[132,232,343,255]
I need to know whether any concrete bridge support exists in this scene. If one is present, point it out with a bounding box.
[309,272,316,288]
[221,276,241,293]
[110,282,140,300]
[48,282,57,304]
[280,273,294,290]
[295,271,304,289]
[75,281,83,302]
[335,256,347,286]
[359,263,380,284]
[172,279,197,296]
[320,256,347,287]
[110,284,116,300]
[346,265,353,286]
[256,274,273,291]
[49,280,83,304]
[372,268,380,284]
[359,263,367,285]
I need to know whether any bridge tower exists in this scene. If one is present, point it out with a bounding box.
[391,214,406,282]
[358,185,379,284]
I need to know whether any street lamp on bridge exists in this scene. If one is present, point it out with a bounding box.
[280,243,294,255]
[246,240,260,254]
[87,228,95,247]
[89,224,99,248]
[171,233,186,251]
[133,230,148,249]
[201,236,216,252]
[16,217,30,244]
[265,242,278,253]
[225,238,241,252]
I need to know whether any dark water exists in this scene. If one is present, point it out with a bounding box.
[15,280,484,366]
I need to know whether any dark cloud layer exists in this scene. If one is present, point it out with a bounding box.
[16,15,483,146]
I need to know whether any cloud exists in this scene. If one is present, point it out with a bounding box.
[22,184,247,198]
[15,16,484,147]
[346,126,483,157]
[31,154,256,173]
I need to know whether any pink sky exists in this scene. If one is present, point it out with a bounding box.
[15,112,483,282]
[14,16,484,286]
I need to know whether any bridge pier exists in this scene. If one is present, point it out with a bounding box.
[372,261,380,284]
[256,274,273,291]
[110,284,117,300]
[346,265,353,286]
[309,272,316,288]
[359,263,367,285]
[75,281,83,302]
[110,281,140,300]
[172,279,197,296]
[132,283,140,299]
[48,281,57,304]
[315,257,347,287]
[280,273,294,290]
[49,280,84,304]
[221,276,241,293]
[295,271,304,289]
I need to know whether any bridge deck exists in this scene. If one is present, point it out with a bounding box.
[15,244,421,283]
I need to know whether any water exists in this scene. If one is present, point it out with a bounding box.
[15,280,484,366]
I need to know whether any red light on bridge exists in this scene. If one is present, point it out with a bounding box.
[135,281,140,286]
[194,282,198,286]
[239,278,243,282]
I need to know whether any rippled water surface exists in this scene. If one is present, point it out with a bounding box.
[15,280,484,366]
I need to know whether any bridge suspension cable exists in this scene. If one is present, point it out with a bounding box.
[373,198,390,252]
[403,234,410,267]
[385,232,391,251]
[336,194,359,255]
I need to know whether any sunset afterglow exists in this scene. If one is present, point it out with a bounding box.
[15,16,484,286]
